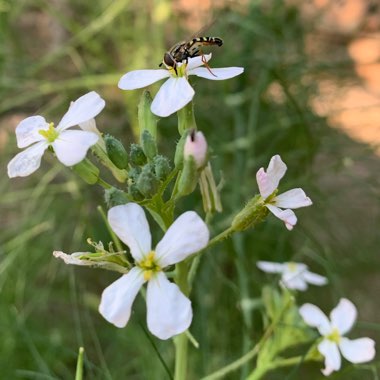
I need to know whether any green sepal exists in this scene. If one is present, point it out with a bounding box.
[138,90,157,140]
[72,158,100,185]
[141,129,157,160]
[177,156,198,196]
[104,134,129,169]
[174,131,189,169]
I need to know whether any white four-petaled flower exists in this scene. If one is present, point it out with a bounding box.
[7,91,105,178]
[299,298,376,376]
[99,203,209,340]
[118,54,244,117]
[256,155,312,230]
[257,261,327,291]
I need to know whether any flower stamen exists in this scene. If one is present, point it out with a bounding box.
[327,328,341,343]
[138,251,161,280]
[39,122,59,142]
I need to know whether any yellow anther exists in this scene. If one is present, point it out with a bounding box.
[327,328,341,343]
[144,270,153,281]
[39,122,59,142]
[138,251,161,278]
[287,262,298,272]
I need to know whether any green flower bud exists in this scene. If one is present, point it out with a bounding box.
[136,164,159,198]
[104,187,130,207]
[177,156,198,196]
[72,158,100,185]
[231,195,268,231]
[138,90,157,140]
[129,143,147,166]
[154,155,171,181]
[104,134,128,170]
[128,166,142,182]
[128,183,144,201]
[141,129,157,160]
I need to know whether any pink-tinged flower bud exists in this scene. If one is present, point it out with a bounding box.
[184,130,208,169]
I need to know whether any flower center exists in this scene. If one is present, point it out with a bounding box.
[138,251,161,281]
[39,122,59,142]
[287,262,298,272]
[169,62,187,78]
[326,328,341,343]
[265,189,279,203]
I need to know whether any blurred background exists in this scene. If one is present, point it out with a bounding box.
[0,0,379,379]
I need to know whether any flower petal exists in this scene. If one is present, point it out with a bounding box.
[339,337,376,364]
[299,303,331,336]
[52,130,98,166]
[98,267,145,328]
[7,141,48,178]
[302,270,328,286]
[15,116,49,148]
[189,67,244,80]
[256,261,285,273]
[330,298,357,335]
[118,69,170,90]
[186,53,212,70]
[107,203,151,262]
[155,211,209,267]
[151,77,195,117]
[275,188,313,209]
[318,339,341,376]
[281,271,308,291]
[266,205,297,230]
[256,155,287,198]
[57,91,105,131]
[146,272,192,340]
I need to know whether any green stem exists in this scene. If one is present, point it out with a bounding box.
[75,347,84,380]
[174,261,190,380]
[97,177,112,189]
[207,227,234,249]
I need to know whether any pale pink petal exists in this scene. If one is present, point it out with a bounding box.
[7,141,48,178]
[146,272,192,340]
[266,205,297,230]
[339,337,376,363]
[318,339,341,376]
[275,188,313,209]
[98,267,145,328]
[330,298,357,335]
[256,155,287,198]
[302,271,328,286]
[118,69,170,90]
[186,53,212,70]
[189,67,244,80]
[256,261,285,273]
[299,303,331,336]
[57,91,105,131]
[151,77,195,117]
[15,116,49,148]
[107,203,152,262]
[52,130,98,166]
[155,211,209,267]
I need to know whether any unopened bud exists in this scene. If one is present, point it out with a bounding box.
[104,135,128,169]
[154,155,171,181]
[141,130,157,160]
[184,130,208,169]
[72,158,100,185]
[136,164,159,198]
[128,183,144,201]
[129,143,147,166]
[104,187,130,207]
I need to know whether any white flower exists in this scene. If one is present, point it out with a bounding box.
[257,261,327,291]
[256,155,312,230]
[299,298,376,376]
[7,91,105,178]
[118,54,244,117]
[98,203,209,340]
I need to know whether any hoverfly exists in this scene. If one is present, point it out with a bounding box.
[160,37,223,75]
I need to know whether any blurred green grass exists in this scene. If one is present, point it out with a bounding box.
[1,0,379,379]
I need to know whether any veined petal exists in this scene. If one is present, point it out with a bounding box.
[52,130,98,166]
[266,205,297,230]
[189,67,244,80]
[256,155,287,198]
[107,204,151,262]
[151,77,195,117]
[275,188,313,209]
[186,53,212,70]
[98,267,145,328]
[118,69,170,90]
[339,337,376,363]
[299,303,331,336]
[146,272,192,340]
[302,270,328,286]
[330,298,357,335]
[15,116,49,148]
[57,91,105,131]
[155,211,209,267]
[256,261,285,273]
[7,141,48,178]
[318,339,341,376]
